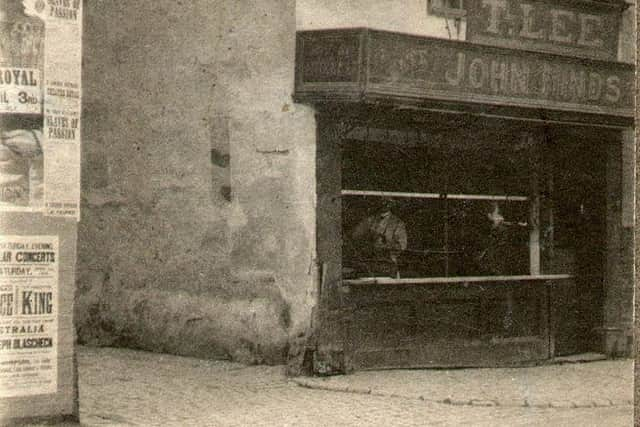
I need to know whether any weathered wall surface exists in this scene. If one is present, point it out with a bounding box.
[78,0,316,364]
[215,0,318,359]
[618,0,636,63]
[297,0,465,39]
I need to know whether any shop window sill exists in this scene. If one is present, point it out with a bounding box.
[343,274,573,286]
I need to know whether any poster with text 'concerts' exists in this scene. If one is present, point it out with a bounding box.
[0,235,58,398]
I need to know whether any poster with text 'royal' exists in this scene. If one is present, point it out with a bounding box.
[0,235,58,398]
[0,1,82,219]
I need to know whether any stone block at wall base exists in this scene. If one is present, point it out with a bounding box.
[286,333,315,377]
[76,288,290,365]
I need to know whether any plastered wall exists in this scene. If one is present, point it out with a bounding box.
[78,0,316,364]
[297,0,466,40]
[216,0,318,355]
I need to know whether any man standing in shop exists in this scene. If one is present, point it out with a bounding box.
[351,197,408,278]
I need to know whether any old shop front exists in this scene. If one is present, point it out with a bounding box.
[294,0,634,372]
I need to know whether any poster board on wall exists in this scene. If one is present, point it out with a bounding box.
[0,0,81,423]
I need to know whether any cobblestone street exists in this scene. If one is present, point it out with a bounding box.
[29,346,634,426]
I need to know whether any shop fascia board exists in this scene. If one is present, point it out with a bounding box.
[294,28,635,127]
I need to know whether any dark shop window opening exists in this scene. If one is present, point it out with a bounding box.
[340,121,607,282]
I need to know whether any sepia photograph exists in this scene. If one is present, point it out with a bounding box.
[0,0,636,426]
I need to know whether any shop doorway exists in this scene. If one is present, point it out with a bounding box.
[544,127,608,355]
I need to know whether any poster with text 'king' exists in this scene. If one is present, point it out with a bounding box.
[0,235,58,398]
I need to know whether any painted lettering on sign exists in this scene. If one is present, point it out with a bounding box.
[443,52,622,104]
[466,0,622,60]
[366,32,633,116]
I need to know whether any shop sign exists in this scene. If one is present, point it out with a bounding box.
[466,0,623,61]
[295,29,634,119]
[368,32,633,116]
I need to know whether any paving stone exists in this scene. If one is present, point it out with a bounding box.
[22,346,634,426]
[295,358,634,410]
[469,399,500,407]
[547,400,578,409]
